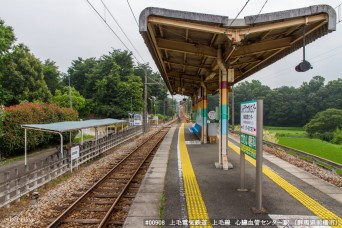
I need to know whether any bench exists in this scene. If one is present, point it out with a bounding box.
[191,123,201,139]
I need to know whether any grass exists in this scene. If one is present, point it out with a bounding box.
[74,134,94,143]
[262,126,342,166]
[159,193,165,221]
[264,126,307,137]
[0,155,25,167]
[278,137,342,164]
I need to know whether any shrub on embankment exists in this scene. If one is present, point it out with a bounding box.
[0,103,78,157]
[304,108,342,144]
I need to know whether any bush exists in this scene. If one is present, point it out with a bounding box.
[304,108,342,137]
[263,130,279,144]
[0,103,78,157]
[332,128,342,145]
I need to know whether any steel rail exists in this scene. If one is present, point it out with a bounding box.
[98,132,163,227]
[48,127,167,227]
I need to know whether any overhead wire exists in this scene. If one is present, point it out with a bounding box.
[85,0,140,63]
[336,3,341,24]
[127,0,139,27]
[244,0,269,39]
[229,0,251,26]
[100,0,145,63]
[250,44,342,83]
[251,0,269,24]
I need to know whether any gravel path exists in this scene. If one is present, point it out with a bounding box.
[264,145,342,188]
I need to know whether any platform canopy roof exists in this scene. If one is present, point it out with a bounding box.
[21,118,126,133]
[139,5,336,96]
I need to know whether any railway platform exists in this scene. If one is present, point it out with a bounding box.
[124,123,342,228]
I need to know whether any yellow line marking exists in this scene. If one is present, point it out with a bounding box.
[179,123,211,227]
[228,141,342,227]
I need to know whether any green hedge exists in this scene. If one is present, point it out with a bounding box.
[0,103,78,157]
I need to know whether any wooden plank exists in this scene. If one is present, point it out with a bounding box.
[157,38,217,58]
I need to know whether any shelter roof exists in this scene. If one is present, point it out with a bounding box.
[21,118,126,133]
[139,5,336,96]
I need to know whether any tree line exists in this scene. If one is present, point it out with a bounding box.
[0,18,171,119]
[208,76,341,127]
[232,76,341,127]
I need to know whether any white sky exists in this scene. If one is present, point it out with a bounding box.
[0,0,341,91]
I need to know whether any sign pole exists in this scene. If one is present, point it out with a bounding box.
[240,99,266,213]
[255,99,264,211]
[237,152,248,191]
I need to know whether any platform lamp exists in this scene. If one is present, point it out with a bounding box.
[295,25,313,72]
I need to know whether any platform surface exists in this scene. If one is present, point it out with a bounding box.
[125,123,342,228]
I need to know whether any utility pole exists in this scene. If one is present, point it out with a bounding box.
[163,100,166,116]
[68,75,72,109]
[130,97,132,114]
[144,67,148,133]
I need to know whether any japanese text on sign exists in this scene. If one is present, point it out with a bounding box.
[240,101,257,136]
[71,146,80,160]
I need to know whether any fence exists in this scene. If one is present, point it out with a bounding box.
[0,126,143,208]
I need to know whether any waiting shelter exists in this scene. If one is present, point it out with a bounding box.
[21,118,126,165]
[139,5,336,169]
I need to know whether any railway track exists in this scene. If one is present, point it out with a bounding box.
[48,127,169,227]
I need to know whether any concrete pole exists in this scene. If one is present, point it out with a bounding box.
[217,47,229,170]
[144,68,148,133]
[202,83,207,144]
[130,96,133,114]
[218,69,222,166]
[68,75,72,109]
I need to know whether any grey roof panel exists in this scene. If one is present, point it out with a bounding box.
[245,4,336,31]
[139,7,229,32]
[22,118,126,133]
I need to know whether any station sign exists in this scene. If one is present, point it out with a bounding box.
[240,100,257,159]
[71,146,80,160]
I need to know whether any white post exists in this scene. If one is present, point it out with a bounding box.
[59,133,63,158]
[81,129,84,145]
[24,128,27,166]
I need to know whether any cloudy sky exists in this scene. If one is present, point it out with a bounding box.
[0,0,341,90]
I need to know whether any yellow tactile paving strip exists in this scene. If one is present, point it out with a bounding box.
[179,123,212,227]
[228,142,342,227]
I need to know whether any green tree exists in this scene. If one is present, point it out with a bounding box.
[67,57,97,98]
[298,76,326,125]
[0,19,16,104]
[321,78,342,110]
[304,108,342,139]
[52,86,86,112]
[265,86,303,126]
[111,49,134,79]
[43,59,62,95]
[0,44,51,105]
[0,19,15,55]
[232,80,272,124]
